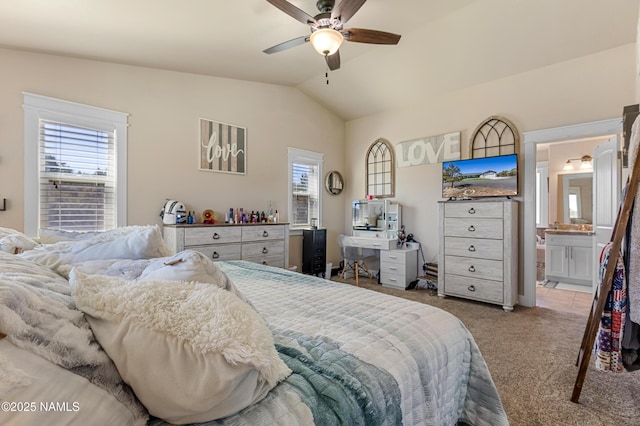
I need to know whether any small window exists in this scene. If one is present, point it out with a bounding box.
[366,139,395,198]
[288,148,323,229]
[568,187,582,219]
[23,93,128,236]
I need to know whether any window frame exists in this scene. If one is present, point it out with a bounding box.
[288,147,324,231]
[23,92,128,237]
[365,138,395,198]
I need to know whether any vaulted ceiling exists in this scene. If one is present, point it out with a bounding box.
[0,0,638,120]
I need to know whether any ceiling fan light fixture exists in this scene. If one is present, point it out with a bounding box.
[310,28,344,56]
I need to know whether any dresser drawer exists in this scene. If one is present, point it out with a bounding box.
[444,275,504,304]
[189,243,242,261]
[184,226,242,246]
[444,255,503,281]
[243,253,285,268]
[444,237,503,260]
[242,240,285,258]
[444,218,503,239]
[380,261,408,286]
[242,225,285,241]
[380,250,407,265]
[445,202,503,219]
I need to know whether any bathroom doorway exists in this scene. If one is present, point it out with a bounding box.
[522,119,622,308]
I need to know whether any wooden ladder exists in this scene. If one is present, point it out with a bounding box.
[571,143,640,402]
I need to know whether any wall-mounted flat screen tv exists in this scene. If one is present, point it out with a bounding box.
[442,154,518,199]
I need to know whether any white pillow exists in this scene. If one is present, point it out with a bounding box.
[70,270,290,424]
[19,225,171,270]
[37,228,102,244]
[0,233,38,254]
[0,227,20,239]
[0,339,145,426]
[138,250,250,304]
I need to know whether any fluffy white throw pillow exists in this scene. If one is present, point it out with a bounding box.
[69,270,290,424]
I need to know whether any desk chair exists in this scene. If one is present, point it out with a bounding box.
[337,235,372,286]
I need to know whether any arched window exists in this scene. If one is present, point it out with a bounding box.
[366,138,395,198]
[470,116,519,158]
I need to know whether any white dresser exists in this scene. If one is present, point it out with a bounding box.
[438,200,518,311]
[163,223,289,268]
[380,247,418,290]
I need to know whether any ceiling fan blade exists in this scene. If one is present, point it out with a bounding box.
[331,0,367,25]
[263,35,309,54]
[343,28,401,45]
[266,0,317,26]
[325,50,340,71]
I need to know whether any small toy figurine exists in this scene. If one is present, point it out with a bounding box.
[202,209,215,224]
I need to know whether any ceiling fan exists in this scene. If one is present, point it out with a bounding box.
[263,0,401,71]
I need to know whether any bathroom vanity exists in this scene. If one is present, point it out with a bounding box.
[544,229,594,287]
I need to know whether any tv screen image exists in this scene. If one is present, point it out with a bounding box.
[442,154,518,198]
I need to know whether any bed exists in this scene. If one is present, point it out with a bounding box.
[0,225,509,425]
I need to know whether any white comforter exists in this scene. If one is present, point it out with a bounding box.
[199,261,509,426]
[1,234,508,425]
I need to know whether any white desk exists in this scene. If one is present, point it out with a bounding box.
[343,235,418,289]
[341,235,396,250]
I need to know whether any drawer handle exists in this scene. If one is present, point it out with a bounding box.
[468,245,476,252]
[389,267,398,271]
[468,265,476,272]
[262,247,269,254]
[468,285,476,292]
[468,225,476,232]
[262,261,268,265]
[212,251,220,259]
[262,230,269,237]
[212,233,220,240]
[468,208,476,214]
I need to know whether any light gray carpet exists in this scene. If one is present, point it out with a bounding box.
[333,276,640,426]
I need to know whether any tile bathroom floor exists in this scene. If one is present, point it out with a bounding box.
[536,286,592,316]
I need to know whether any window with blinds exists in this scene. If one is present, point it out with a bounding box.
[23,93,128,237]
[291,162,319,227]
[288,148,323,229]
[40,121,115,231]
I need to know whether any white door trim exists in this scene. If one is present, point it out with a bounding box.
[521,118,621,307]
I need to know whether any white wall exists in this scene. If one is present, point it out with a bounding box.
[0,47,346,266]
[345,44,637,290]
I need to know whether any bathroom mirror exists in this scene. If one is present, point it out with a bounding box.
[325,171,344,195]
[558,172,592,224]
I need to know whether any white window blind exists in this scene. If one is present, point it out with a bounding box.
[39,121,115,231]
[23,92,128,237]
[288,148,323,229]
[292,162,319,227]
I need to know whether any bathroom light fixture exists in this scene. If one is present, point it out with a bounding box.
[579,155,593,169]
[309,28,344,56]
[563,155,592,171]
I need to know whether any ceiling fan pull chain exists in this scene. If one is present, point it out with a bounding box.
[325,68,329,85]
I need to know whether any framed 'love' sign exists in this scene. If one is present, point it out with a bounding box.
[199,118,247,175]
